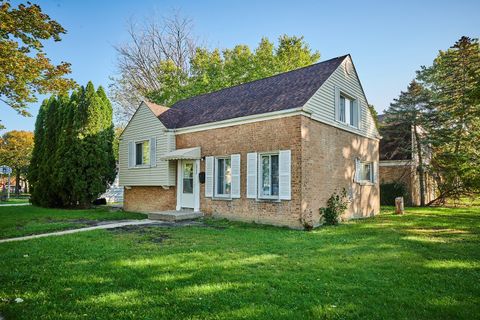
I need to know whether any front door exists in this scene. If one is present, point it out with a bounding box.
[180,160,194,208]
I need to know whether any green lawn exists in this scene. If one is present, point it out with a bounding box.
[0,206,479,319]
[0,197,30,204]
[0,205,146,239]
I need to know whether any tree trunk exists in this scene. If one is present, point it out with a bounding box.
[15,168,20,195]
[413,125,426,206]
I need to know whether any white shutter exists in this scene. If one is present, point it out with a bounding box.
[231,154,241,198]
[246,153,257,199]
[205,156,214,197]
[334,86,341,121]
[278,150,291,200]
[354,158,360,182]
[149,137,156,167]
[128,141,134,168]
[373,161,379,184]
[353,99,359,128]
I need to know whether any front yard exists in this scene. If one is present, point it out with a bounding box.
[0,206,479,319]
[0,206,145,239]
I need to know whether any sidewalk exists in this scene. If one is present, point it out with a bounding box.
[0,219,158,243]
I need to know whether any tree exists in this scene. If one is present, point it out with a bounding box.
[382,80,430,206]
[29,82,116,208]
[417,36,480,204]
[0,1,75,128]
[110,12,321,123]
[368,104,379,129]
[0,130,34,194]
[145,35,320,109]
[110,12,197,123]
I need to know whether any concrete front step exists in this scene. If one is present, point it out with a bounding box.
[148,210,203,222]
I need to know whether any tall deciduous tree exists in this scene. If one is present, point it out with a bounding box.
[145,35,320,110]
[417,36,480,204]
[29,82,116,208]
[110,13,197,123]
[382,80,430,206]
[0,130,34,194]
[110,12,321,123]
[0,1,75,128]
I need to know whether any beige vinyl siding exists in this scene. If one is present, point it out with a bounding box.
[119,102,176,186]
[303,56,379,140]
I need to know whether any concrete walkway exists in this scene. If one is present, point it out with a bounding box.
[0,203,31,207]
[0,219,159,244]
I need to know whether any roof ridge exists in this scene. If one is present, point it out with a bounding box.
[169,54,349,107]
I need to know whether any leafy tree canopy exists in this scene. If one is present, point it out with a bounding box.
[416,36,480,203]
[0,1,75,128]
[146,35,320,107]
[0,130,34,169]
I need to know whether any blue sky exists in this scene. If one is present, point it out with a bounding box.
[2,0,479,132]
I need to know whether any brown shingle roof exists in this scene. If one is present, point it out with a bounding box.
[143,101,169,117]
[158,55,348,129]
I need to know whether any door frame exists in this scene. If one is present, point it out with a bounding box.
[176,159,200,212]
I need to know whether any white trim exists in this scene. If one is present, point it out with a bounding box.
[193,160,200,212]
[176,159,200,211]
[173,108,304,134]
[257,152,280,200]
[214,156,232,198]
[176,161,182,211]
[170,109,379,141]
[132,138,151,168]
[379,160,413,167]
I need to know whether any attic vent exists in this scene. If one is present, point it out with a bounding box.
[345,60,353,75]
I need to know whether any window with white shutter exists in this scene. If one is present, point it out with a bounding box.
[278,150,291,200]
[230,154,241,198]
[246,153,257,198]
[205,156,214,197]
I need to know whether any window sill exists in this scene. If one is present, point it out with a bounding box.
[211,196,232,201]
[335,119,359,130]
[357,181,375,186]
[130,165,152,169]
[256,197,281,203]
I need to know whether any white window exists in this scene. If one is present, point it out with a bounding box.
[215,157,232,197]
[135,140,150,166]
[259,153,280,198]
[340,95,357,127]
[359,161,374,183]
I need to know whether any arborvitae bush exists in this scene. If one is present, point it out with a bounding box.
[29,82,116,208]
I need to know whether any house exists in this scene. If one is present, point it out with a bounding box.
[119,55,380,229]
[378,114,436,205]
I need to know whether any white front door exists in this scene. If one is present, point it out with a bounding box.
[180,160,194,208]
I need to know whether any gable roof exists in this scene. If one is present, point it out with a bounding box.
[158,55,348,129]
[144,101,169,117]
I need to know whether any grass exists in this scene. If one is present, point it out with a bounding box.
[0,205,146,239]
[0,206,479,319]
[0,197,30,204]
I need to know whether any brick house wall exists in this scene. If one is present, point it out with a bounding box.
[300,117,380,226]
[124,186,176,213]
[176,116,304,228]
[123,115,380,228]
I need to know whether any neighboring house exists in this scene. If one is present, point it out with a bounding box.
[378,115,436,205]
[119,55,380,229]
